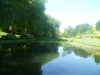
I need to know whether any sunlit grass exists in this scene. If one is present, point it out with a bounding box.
[0,31,21,38]
[69,38,100,47]
[15,35,20,38]
[0,31,69,45]
[0,31,7,36]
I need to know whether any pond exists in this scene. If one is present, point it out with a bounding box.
[0,43,100,75]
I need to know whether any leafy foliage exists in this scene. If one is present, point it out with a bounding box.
[74,23,92,35]
[96,20,100,31]
[62,26,75,37]
[0,0,61,38]
[63,24,92,38]
[0,33,16,40]
[20,34,32,39]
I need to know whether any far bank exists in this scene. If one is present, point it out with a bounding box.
[68,38,100,47]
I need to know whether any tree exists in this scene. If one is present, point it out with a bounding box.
[96,20,100,31]
[0,0,61,38]
[74,23,92,35]
[42,14,60,38]
[62,26,75,37]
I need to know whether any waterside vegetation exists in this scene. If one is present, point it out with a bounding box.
[0,0,100,47]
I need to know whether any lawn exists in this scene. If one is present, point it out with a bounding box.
[69,38,100,47]
[0,31,7,36]
[0,31,69,45]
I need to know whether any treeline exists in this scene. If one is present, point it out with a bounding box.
[62,21,100,38]
[0,0,60,38]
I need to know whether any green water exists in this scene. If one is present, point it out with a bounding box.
[0,43,100,75]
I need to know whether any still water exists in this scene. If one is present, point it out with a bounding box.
[0,43,100,75]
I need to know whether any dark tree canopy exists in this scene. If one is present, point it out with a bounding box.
[0,0,61,38]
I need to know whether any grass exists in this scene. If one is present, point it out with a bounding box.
[36,37,68,41]
[0,39,69,45]
[69,38,100,47]
[0,31,7,36]
[35,38,69,45]
[0,31,20,38]
[0,39,34,44]
[0,31,69,45]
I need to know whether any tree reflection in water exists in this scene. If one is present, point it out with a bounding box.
[63,45,100,64]
[0,42,59,75]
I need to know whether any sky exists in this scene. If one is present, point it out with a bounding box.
[45,0,100,32]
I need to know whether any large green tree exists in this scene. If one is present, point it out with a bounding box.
[96,20,100,31]
[42,14,60,38]
[62,26,75,37]
[0,0,61,38]
[74,23,92,35]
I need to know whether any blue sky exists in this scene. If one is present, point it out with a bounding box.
[45,0,100,32]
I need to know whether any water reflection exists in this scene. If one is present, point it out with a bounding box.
[63,45,100,64]
[94,55,100,65]
[42,46,100,75]
[0,43,100,75]
[0,43,59,75]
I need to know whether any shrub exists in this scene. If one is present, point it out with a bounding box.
[76,35,81,38]
[90,34,93,38]
[81,35,84,38]
[20,34,32,39]
[96,34,100,38]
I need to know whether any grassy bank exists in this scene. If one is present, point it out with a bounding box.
[0,31,69,45]
[68,38,100,47]
[0,38,69,45]
[37,38,69,45]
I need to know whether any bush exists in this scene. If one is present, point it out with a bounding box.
[90,34,93,38]
[20,34,32,39]
[96,34,100,38]
[76,35,81,38]
[57,38,68,41]
[81,35,84,38]
[0,33,17,40]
